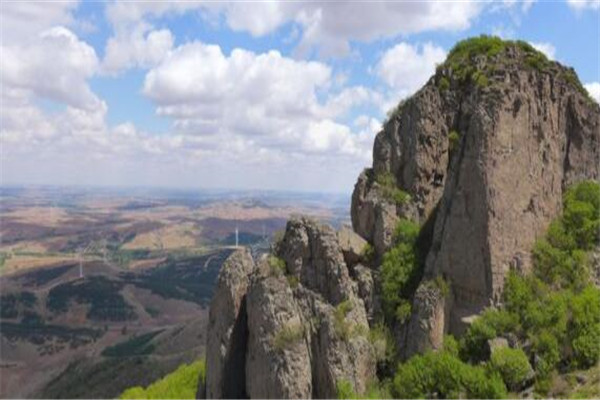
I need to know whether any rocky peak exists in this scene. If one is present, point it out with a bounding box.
[352,36,599,354]
[204,218,377,398]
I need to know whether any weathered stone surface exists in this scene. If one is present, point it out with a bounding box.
[337,225,367,267]
[205,218,377,398]
[349,264,376,323]
[205,248,254,399]
[351,171,401,258]
[277,217,354,305]
[403,280,447,359]
[246,276,312,399]
[310,297,376,398]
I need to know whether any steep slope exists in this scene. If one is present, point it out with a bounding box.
[351,37,599,355]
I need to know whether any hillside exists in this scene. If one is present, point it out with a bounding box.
[199,36,600,399]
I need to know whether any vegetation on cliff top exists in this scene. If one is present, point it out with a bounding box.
[437,35,592,101]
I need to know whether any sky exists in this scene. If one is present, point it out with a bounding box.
[1,1,599,193]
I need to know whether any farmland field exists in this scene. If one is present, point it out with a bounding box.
[0,185,349,398]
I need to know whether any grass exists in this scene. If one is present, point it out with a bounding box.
[272,323,305,351]
[436,35,593,101]
[333,300,368,341]
[375,172,411,206]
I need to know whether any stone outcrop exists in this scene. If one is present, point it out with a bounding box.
[245,276,312,399]
[351,41,600,355]
[337,225,367,267]
[205,248,254,399]
[204,218,376,399]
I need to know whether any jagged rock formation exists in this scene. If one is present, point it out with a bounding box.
[203,218,376,399]
[351,40,599,354]
[203,38,599,398]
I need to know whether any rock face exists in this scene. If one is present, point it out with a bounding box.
[204,218,376,398]
[205,248,254,399]
[351,42,600,354]
[245,276,312,399]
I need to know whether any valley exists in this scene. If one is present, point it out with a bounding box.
[0,186,349,398]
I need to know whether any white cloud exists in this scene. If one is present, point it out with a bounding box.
[103,1,484,59]
[142,42,378,162]
[530,41,556,59]
[376,42,447,98]
[566,0,600,10]
[0,0,78,42]
[1,27,100,110]
[102,23,174,73]
[584,82,600,103]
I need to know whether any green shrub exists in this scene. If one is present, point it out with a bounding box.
[393,219,420,244]
[563,181,600,250]
[392,349,507,399]
[531,331,560,377]
[460,308,518,362]
[394,300,412,324]
[448,130,460,153]
[272,323,305,351]
[489,347,533,390]
[368,323,396,364]
[119,359,205,399]
[381,243,417,321]
[375,172,411,205]
[361,243,375,263]
[380,219,421,323]
[443,335,460,357]
[473,70,489,87]
[461,315,497,362]
[438,76,450,91]
[364,380,392,399]
[334,300,354,341]
[336,379,357,399]
[572,324,600,368]
[286,275,300,288]
[268,255,286,276]
[462,367,508,399]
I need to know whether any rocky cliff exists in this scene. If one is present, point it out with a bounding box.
[203,37,599,398]
[351,38,599,355]
[204,219,377,398]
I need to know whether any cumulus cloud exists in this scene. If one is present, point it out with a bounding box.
[0,0,78,42]
[103,1,484,59]
[584,82,600,103]
[375,42,447,99]
[530,41,556,59]
[142,42,376,162]
[1,27,100,110]
[102,23,174,73]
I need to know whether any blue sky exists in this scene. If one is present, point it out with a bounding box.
[1,1,599,193]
